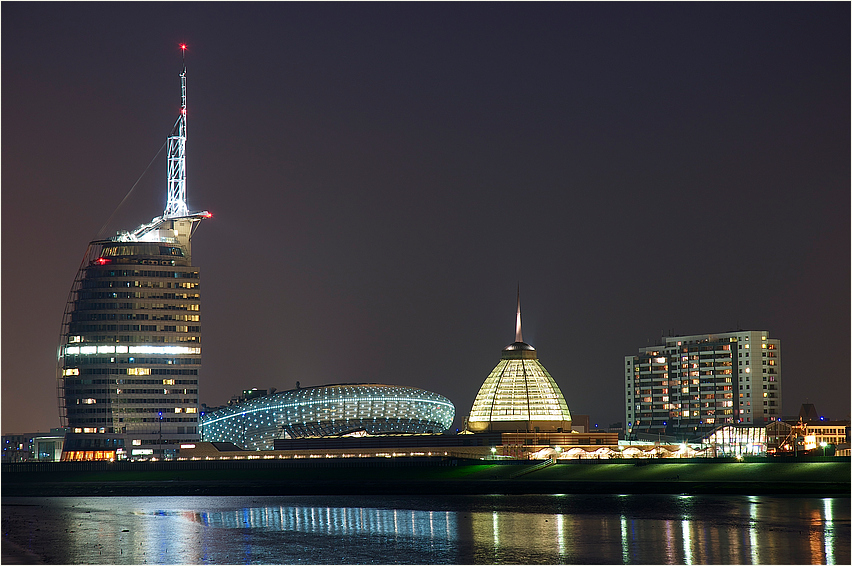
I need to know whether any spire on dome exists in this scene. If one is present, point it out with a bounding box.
[503,286,535,358]
[515,284,523,343]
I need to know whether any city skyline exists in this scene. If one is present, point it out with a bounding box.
[3,3,849,434]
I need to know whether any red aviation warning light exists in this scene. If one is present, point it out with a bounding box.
[180,43,187,51]
[95,257,111,265]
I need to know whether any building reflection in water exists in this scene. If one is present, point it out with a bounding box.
[40,495,846,564]
[749,495,760,565]
[194,504,458,541]
[824,498,835,565]
[187,497,846,565]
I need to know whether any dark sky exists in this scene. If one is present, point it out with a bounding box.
[3,2,849,434]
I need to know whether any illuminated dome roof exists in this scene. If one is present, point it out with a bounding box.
[201,383,455,450]
[467,292,572,433]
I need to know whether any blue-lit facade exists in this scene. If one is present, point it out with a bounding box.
[200,384,456,450]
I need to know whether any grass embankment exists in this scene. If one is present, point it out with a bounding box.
[4,460,848,496]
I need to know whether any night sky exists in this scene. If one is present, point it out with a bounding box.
[3,3,849,434]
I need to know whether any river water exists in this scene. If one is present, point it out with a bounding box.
[2,494,849,564]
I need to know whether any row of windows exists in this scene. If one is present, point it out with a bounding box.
[67,336,200,346]
[64,379,198,385]
[106,399,198,405]
[72,368,199,376]
[82,280,197,290]
[72,313,200,322]
[77,295,199,307]
[70,398,197,406]
[86,269,199,279]
[67,389,197,395]
[73,303,200,311]
[132,432,199,443]
[101,244,185,257]
[69,416,199,423]
[78,291,200,301]
[69,324,200,333]
[64,358,200,366]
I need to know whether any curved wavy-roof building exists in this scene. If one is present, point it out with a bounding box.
[467,292,572,433]
[200,383,455,450]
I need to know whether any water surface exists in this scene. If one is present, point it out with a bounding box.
[3,494,848,564]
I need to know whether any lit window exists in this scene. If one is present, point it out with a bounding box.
[186,407,197,413]
[174,408,182,413]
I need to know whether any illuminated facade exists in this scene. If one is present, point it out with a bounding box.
[58,50,209,460]
[467,294,572,433]
[200,384,456,450]
[625,330,781,439]
[702,424,767,457]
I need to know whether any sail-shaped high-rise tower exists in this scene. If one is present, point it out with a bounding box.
[58,48,210,460]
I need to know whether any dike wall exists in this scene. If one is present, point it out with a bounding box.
[3,457,848,497]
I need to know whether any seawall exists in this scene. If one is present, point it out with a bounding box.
[3,457,848,497]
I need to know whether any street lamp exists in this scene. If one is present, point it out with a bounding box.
[820,441,827,457]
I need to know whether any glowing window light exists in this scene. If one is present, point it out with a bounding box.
[64,345,200,356]
[62,368,80,376]
[127,368,151,376]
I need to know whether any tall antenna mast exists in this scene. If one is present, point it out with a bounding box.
[164,43,189,218]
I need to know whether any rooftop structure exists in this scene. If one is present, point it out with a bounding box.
[467,290,572,433]
[57,47,210,460]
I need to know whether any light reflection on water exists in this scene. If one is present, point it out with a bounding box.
[2,494,849,564]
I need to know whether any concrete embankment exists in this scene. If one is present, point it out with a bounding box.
[3,457,849,497]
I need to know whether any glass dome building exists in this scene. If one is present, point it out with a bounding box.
[200,383,455,450]
[467,294,572,433]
